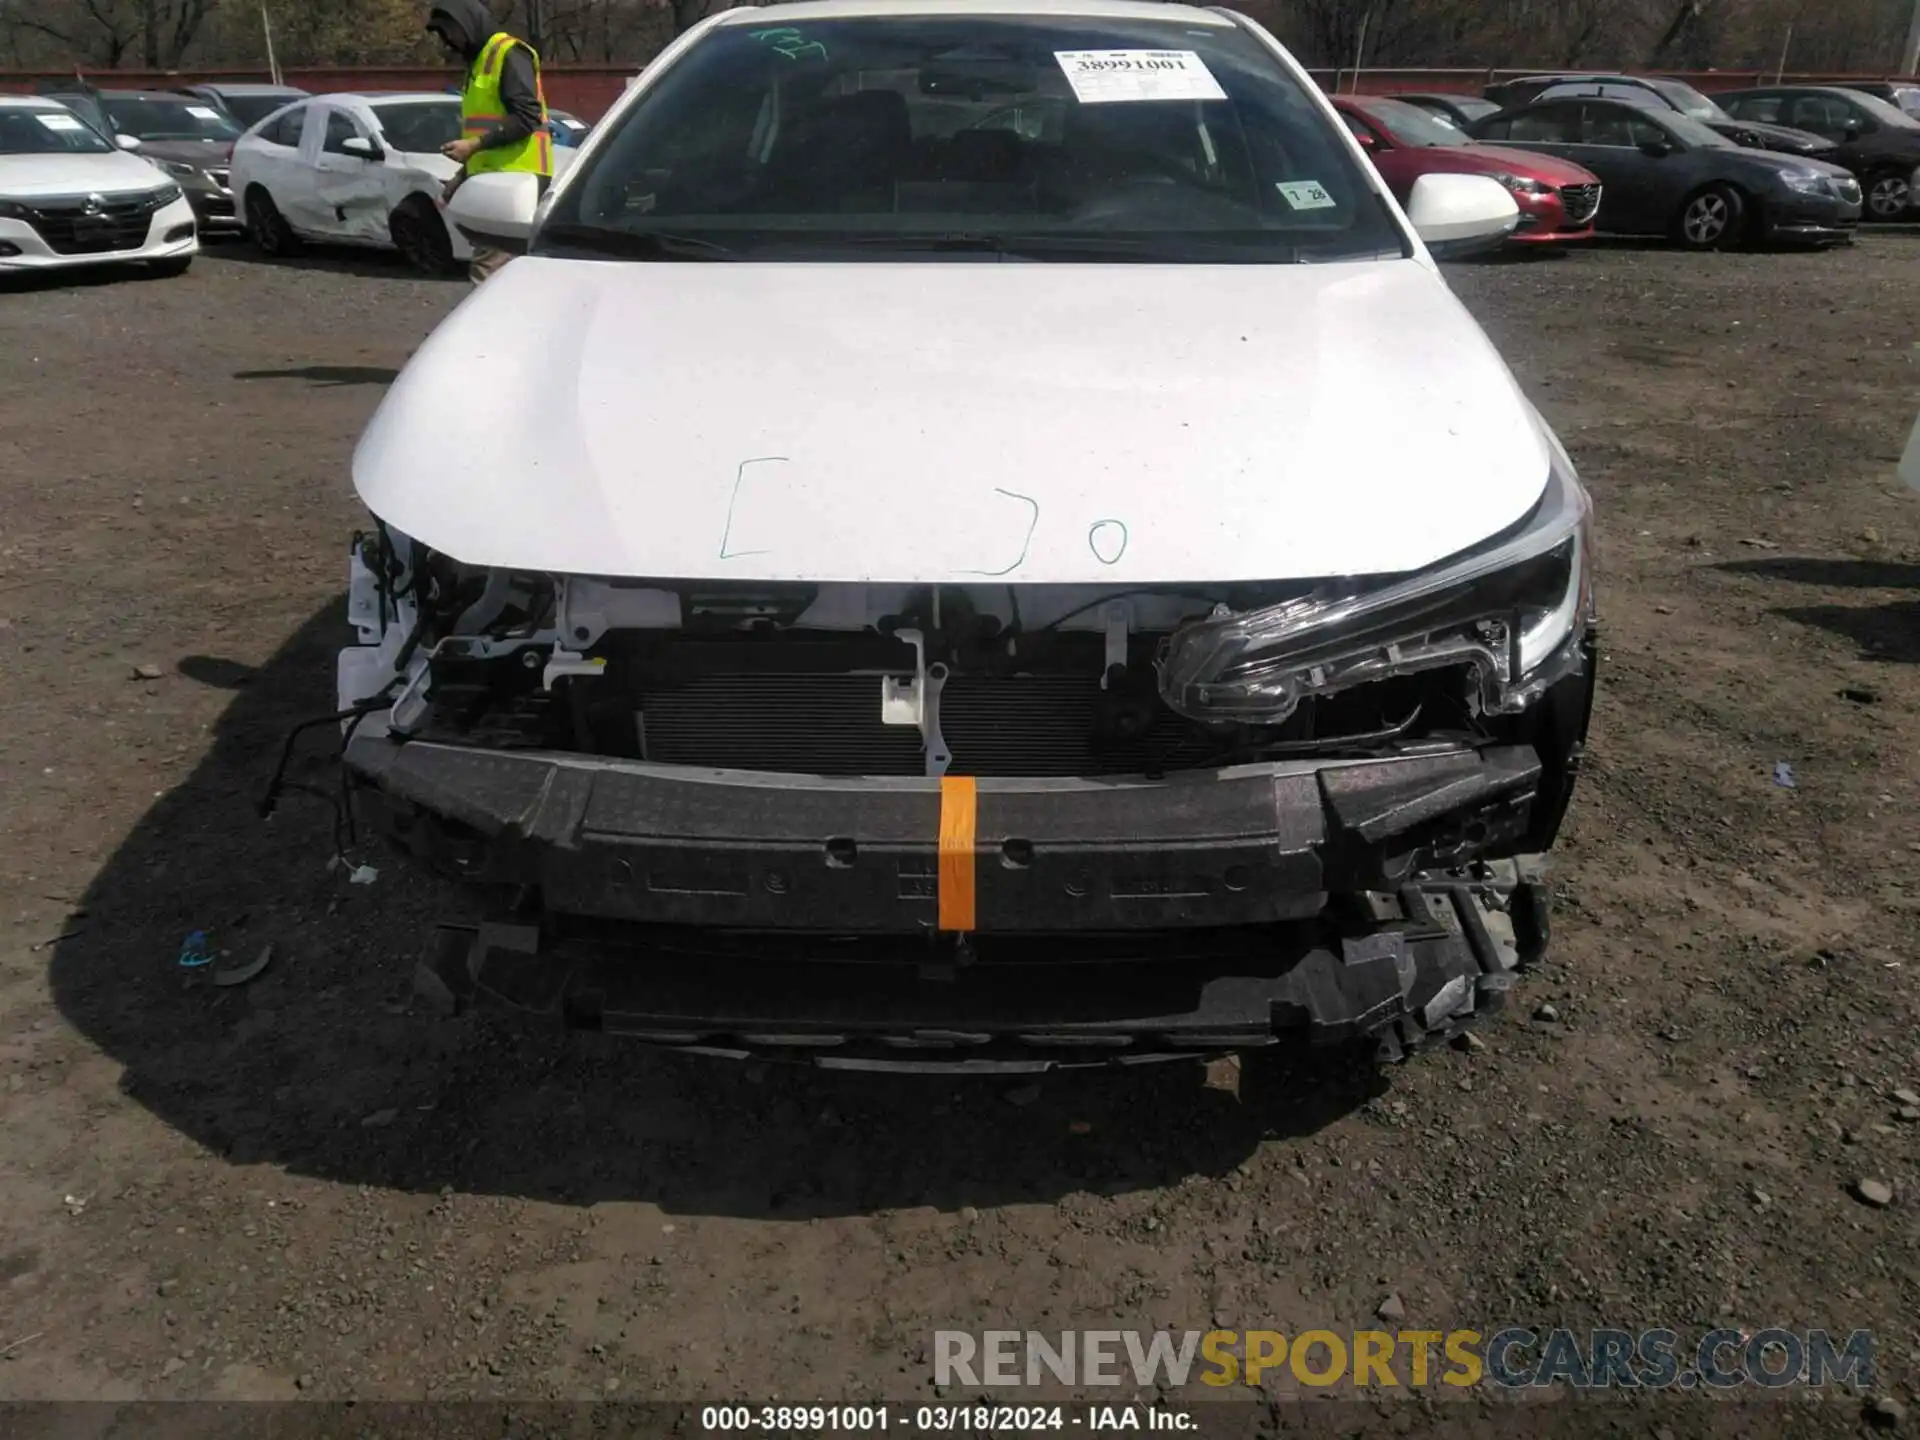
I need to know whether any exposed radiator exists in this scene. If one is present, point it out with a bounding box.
[637,673,1222,778]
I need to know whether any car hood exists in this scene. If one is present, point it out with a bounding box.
[1405,143,1601,186]
[0,148,174,199]
[134,138,234,166]
[354,256,1553,585]
[1733,147,1860,181]
[1704,118,1834,154]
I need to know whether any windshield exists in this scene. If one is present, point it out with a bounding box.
[373,100,464,152]
[0,106,114,155]
[1363,98,1471,147]
[1451,97,1499,120]
[222,94,301,129]
[538,13,1403,264]
[104,97,241,142]
[1849,90,1920,128]
[1646,78,1726,121]
[1664,111,1733,147]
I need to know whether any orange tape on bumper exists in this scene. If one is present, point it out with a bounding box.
[938,776,977,932]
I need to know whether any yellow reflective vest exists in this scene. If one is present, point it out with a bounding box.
[460,31,552,177]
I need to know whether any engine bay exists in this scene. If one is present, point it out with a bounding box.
[340,529,1513,779]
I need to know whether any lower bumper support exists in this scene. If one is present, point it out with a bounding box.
[415,859,1550,1072]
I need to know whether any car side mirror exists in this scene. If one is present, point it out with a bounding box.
[341,136,382,160]
[1404,171,1518,259]
[114,134,142,151]
[1353,130,1378,150]
[446,169,540,249]
[1842,118,1866,137]
[1638,137,1674,157]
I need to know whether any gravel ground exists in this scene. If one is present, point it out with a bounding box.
[0,235,1917,1433]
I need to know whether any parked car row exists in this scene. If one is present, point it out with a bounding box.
[228,91,587,273]
[1339,76,1920,252]
[1474,76,1920,222]
[0,80,593,280]
[0,93,200,276]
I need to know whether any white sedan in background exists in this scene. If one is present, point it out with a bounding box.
[230,93,477,273]
[0,95,199,278]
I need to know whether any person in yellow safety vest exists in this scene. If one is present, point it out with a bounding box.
[425,0,553,285]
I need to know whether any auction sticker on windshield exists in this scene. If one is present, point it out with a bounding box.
[36,113,84,131]
[186,105,222,120]
[1276,180,1337,210]
[1054,50,1227,104]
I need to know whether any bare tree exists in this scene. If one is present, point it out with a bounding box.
[0,0,1909,79]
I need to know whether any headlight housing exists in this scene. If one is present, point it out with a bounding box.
[1157,448,1593,725]
[1781,169,1834,196]
[0,196,29,219]
[160,160,201,180]
[1489,172,1551,197]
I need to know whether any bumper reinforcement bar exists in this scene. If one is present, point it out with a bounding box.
[414,858,1551,1073]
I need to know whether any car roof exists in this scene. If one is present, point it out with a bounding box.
[1533,74,1691,92]
[711,0,1234,24]
[194,82,306,96]
[304,92,461,107]
[1512,94,1657,113]
[1537,83,1667,105]
[1512,72,1650,85]
[0,95,75,109]
[1720,84,1861,97]
[57,88,206,101]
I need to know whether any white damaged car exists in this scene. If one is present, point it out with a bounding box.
[0,95,198,277]
[337,0,1595,1070]
[232,93,475,273]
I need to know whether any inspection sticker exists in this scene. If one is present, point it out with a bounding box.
[1276,179,1337,210]
[186,105,221,119]
[1054,50,1227,104]
[35,113,84,131]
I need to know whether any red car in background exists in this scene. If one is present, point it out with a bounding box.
[1331,94,1603,245]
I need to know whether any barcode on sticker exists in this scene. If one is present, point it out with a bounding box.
[1054,50,1227,105]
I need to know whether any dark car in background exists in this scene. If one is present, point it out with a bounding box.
[1468,97,1861,247]
[1388,92,1503,131]
[1716,86,1920,219]
[179,82,310,130]
[38,86,243,232]
[1333,95,1601,243]
[1485,73,1834,157]
[1836,81,1920,119]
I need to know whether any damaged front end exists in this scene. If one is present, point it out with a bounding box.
[336,460,1595,1071]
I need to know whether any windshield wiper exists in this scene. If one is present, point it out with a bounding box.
[535,222,735,261]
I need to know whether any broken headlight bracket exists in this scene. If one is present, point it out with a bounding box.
[878,627,952,777]
[1157,457,1592,725]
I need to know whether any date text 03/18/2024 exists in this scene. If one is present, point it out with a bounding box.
[700,1407,1191,1433]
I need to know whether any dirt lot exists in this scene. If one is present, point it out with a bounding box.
[1,234,1917,1432]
